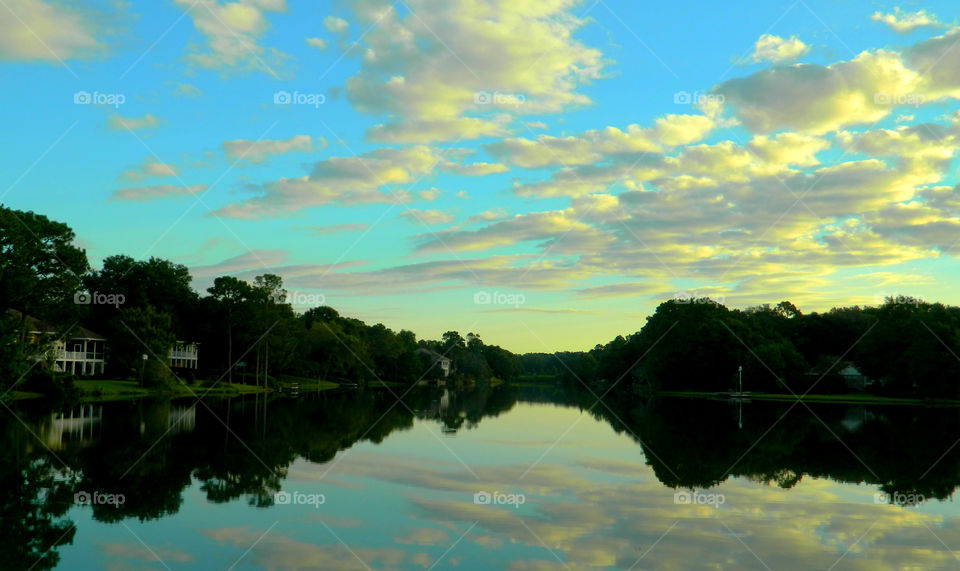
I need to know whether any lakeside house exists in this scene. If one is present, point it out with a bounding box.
[417,348,452,377]
[803,360,876,390]
[8,309,199,376]
[169,341,200,369]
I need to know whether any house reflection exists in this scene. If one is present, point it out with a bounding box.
[41,405,102,450]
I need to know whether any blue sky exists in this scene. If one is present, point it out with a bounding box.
[3,0,960,351]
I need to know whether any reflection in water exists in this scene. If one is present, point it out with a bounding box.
[40,405,102,450]
[3,385,960,568]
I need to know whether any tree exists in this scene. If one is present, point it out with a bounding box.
[207,277,254,384]
[0,205,88,382]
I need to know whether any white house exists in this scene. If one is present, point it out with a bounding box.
[11,311,108,376]
[169,341,200,369]
[10,310,199,376]
[51,327,108,376]
[417,348,452,377]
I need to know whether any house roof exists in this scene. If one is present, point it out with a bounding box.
[6,309,107,340]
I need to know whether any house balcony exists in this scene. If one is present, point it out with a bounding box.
[57,351,106,362]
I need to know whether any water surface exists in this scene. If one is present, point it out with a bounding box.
[5,386,960,569]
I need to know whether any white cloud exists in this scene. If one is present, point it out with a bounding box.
[750,34,810,63]
[174,0,289,76]
[110,184,205,201]
[222,135,323,163]
[400,209,455,225]
[169,82,203,97]
[120,158,178,182]
[305,37,326,50]
[871,8,943,33]
[213,145,447,218]
[323,16,348,33]
[0,0,102,61]
[107,114,161,131]
[341,0,605,143]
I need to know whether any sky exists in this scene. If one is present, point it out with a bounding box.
[2,1,960,352]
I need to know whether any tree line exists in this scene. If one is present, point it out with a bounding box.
[0,205,518,391]
[522,297,960,399]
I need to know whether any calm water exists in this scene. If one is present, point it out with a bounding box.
[5,385,960,570]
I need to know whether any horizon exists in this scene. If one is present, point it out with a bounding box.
[4,1,960,353]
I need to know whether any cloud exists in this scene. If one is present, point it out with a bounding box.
[394,528,450,546]
[486,115,714,169]
[169,82,203,97]
[401,209,456,225]
[174,0,289,76]
[222,135,324,163]
[340,0,605,143]
[0,0,102,61]
[715,50,918,134]
[439,162,510,176]
[871,8,943,33]
[110,184,205,202]
[414,209,615,254]
[305,37,326,50]
[212,145,446,218]
[107,114,161,131]
[750,34,810,63]
[418,188,440,201]
[296,223,370,235]
[717,30,960,134]
[324,15,348,33]
[99,542,194,563]
[119,158,178,182]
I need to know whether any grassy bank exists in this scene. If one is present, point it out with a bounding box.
[75,379,273,402]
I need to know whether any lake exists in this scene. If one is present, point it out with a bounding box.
[4,384,960,569]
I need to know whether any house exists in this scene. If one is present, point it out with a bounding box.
[8,310,108,376]
[169,341,200,369]
[838,364,873,390]
[417,348,452,377]
[8,310,200,376]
